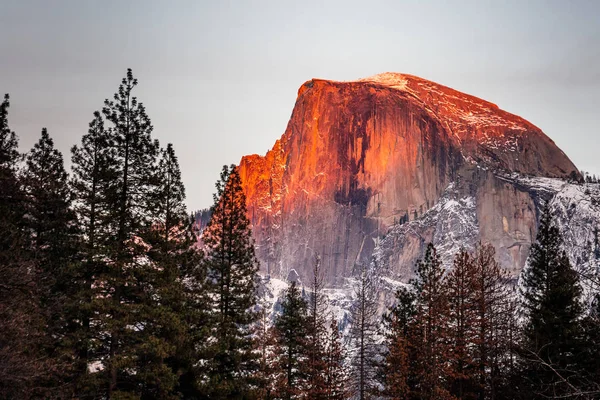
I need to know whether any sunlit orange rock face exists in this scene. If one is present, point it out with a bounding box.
[238,73,578,284]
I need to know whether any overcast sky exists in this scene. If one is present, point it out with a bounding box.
[1,0,599,209]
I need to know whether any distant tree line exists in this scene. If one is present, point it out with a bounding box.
[1,69,600,399]
[356,207,600,400]
[260,205,600,399]
[580,171,600,184]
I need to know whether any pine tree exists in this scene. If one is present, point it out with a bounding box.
[22,128,80,394]
[580,295,600,394]
[446,249,478,400]
[0,94,50,397]
[175,232,211,399]
[23,128,78,269]
[71,111,116,251]
[202,164,260,398]
[324,318,349,400]
[499,289,521,400]
[76,69,180,398]
[252,294,279,400]
[348,263,379,400]
[471,243,512,399]
[383,330,411,400]
[273,280,309,400]
[70,110,117,393]
[305,255,329,399]
[380,286,417,399]
[520,206,584,397]
[142,143,209,398]
[410,243,453,400]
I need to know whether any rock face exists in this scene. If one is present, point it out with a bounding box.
[238,73,579,284]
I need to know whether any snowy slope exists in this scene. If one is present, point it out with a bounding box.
[260,174,600,341]
[372,173,600,288]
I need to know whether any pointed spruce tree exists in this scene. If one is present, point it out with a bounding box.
[471,243,513,399]
[348,263,379,400]
[273,280,309,400]
[252,294,279,400]
[103,69,185,398]
[23,128,78,267]
[145,143,208,398]
[70,110,118,392]
[202,164,260,398]
[22,128,80,394]
[580,295,600,394]
[78,68,179,398]
[520,206,584,397]
[0,94,50,397]
[379,286,417,399]
[324,317,349,400]
[305,254,329,399]
[410,243,453,400]
[446,249,478,399]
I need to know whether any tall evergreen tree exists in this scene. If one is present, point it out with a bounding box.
[305,255,329,399]
[324,318,348,400]
[348,263,379,400]
[70,111,117,393]
[379,286,417,400]
[253,294,279,400]
[22,128,80,394]
[580,295,600,395]
[520,206,584,397]
[0,94,50,397]
[71,111,116,252]
[410,243,453,400]
[74,69,180,398]
[471,243,513,399]
[23,128,78,269]
[202,164,259,398]
[146,143,208,398]
[273,280,309,400]
[70,70,209,399]
[446,249,478,400]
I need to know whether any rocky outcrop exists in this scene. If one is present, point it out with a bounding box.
[237,73,579,284]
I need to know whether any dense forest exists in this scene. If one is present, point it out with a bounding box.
[1,70,600,399]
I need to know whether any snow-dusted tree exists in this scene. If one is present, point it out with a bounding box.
[519,206,585,398]
[580,296,600,395]
[252,295,279,399]
[348,263,379,400]
[305,254,329,399]
[273,280,309,399]
[324,317,349,400]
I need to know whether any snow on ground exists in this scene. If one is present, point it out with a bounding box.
[371,181,479,275]
[546,182,600,305]
[260,174,600,339]
[259,272,356,329]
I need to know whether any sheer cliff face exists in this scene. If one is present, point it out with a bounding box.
[238,73,578,284]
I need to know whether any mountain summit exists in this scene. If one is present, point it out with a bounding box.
[238,73,579,284]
